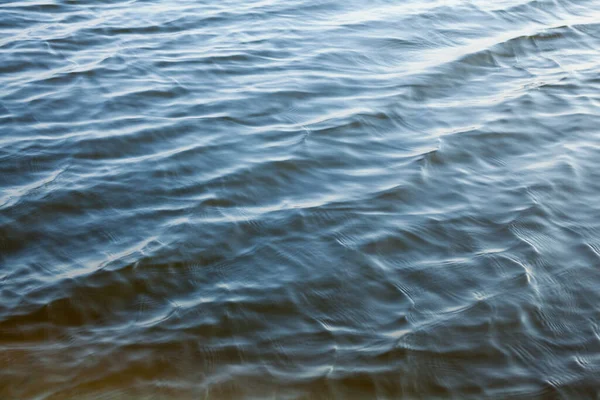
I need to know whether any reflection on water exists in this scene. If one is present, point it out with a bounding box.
[2,0,600,398]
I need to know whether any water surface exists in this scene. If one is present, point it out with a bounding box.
[2,0,600,398]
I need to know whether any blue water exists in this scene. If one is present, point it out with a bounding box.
[2,0,600,398]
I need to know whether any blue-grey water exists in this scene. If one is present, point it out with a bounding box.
[2,0,600,398]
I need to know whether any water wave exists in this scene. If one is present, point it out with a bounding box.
[2,0,600,398]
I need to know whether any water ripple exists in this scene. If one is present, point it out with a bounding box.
[3,0,600,398]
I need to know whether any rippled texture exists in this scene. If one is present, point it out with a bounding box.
[2,0,600,398]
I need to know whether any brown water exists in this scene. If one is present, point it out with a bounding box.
[2,0,600,398]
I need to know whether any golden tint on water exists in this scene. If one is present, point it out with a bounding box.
[2,0,600,398]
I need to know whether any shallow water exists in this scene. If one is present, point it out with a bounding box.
[2,0,600,398]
